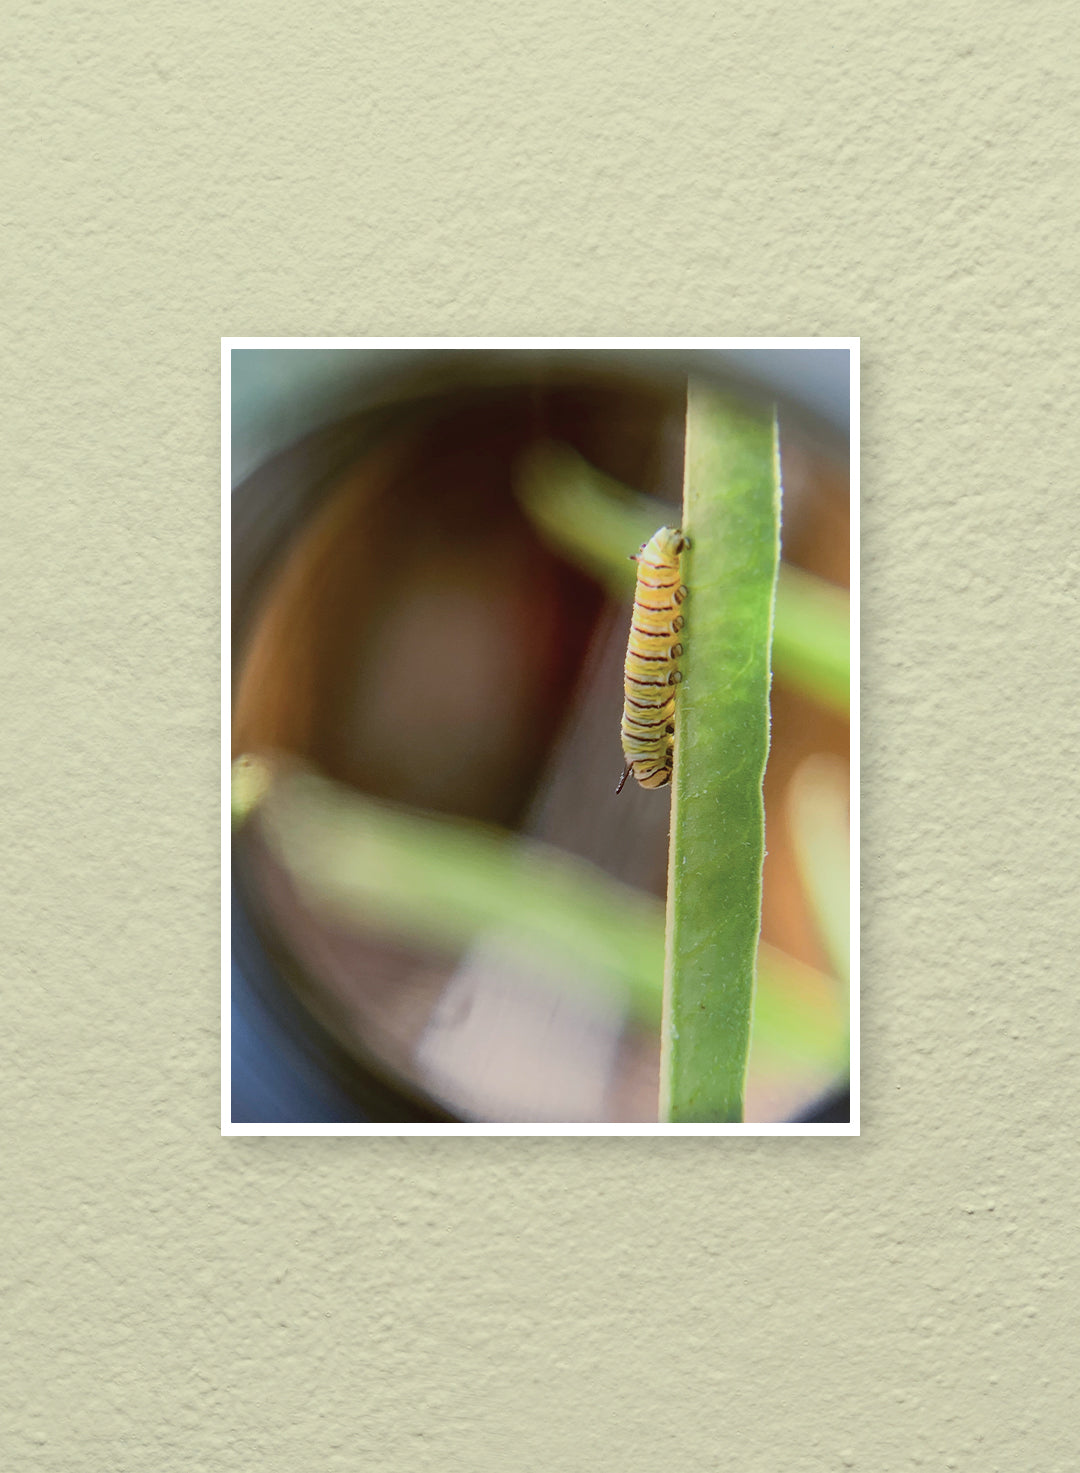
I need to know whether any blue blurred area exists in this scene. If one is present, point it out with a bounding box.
[712,347,850,438]
[230,885,361,1125]
[230,345,852,486]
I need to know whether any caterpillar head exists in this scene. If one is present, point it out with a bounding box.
[647,527,688,560]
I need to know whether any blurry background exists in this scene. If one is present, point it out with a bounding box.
[230,346,851,1124]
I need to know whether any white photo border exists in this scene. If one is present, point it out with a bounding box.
[222,336,860,1137]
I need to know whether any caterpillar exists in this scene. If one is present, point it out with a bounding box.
[616,526,688,794]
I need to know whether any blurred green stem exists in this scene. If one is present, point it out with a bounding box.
[232,757,842,1074]
[788,754,851,988]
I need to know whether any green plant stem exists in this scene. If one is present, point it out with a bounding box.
[660,386,781,1122]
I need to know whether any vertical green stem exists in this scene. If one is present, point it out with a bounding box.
[660,384,781,1122]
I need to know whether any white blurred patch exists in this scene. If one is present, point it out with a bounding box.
[415,932,623,1123]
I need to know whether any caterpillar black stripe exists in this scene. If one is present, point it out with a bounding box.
[616,526,688,793]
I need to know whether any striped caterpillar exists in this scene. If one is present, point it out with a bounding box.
[616,526,688,793]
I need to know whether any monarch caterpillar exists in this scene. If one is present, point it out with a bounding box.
[616,526,688,794]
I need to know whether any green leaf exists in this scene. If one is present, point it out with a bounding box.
[660,386,782,1122]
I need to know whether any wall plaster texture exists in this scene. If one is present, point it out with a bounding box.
[3,2,1078,1469]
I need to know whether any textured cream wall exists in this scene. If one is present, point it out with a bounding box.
[5,2,1077,1469]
